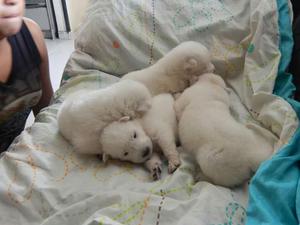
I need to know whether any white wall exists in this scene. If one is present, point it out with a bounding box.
[65,0,89,32]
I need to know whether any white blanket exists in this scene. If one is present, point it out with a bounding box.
[0,0,298,225]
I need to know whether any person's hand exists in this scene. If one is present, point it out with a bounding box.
[0,0,25,39]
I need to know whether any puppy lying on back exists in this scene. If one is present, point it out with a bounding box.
[57,80,152,156]
[121,41,215,96]
[175,73,274,187]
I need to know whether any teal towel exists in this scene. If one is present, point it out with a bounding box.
[246,0,300,224]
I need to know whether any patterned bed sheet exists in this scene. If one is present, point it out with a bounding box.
[0,0,298,224]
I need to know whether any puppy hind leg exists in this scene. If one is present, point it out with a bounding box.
[195,144,225,186]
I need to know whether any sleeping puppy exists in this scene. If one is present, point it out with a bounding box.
[57,80,152,157]
[100,93,181,180]
[139,93,180,179]
[121,41,215,96]
[175,73,274,187]
[99,117,153,164]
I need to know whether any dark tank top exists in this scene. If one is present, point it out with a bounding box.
[0,21,42,152]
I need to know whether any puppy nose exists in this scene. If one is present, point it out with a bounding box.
[142,147,151,158]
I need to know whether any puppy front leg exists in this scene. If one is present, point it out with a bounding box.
[157,130,181,174]
[145,152,162,180]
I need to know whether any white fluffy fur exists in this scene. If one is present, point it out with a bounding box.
[58,81,180,179]
[175,73,274,187]
[99,118,153,163]
[57,80,152,156]
[99,93,180,179]
[139,93,181,179]
[121,41,215,96]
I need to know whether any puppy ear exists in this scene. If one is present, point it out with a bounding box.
[137,101,151,114]
[119,116,130,122]
[205,63,215,73]
[184,58,198,73]
[102,153,110,163]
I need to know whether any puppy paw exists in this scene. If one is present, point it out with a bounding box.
[168,156,181,174]
[150,164,162,180]
[145,153,163,180]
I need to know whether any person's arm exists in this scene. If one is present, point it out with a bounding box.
[23,17,53,116]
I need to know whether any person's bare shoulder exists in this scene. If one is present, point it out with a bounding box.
[23,17,53,115]
[23,17,47,59]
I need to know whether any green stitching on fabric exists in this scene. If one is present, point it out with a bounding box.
[211,202,246,225]
[186,182,194,196]
[172,0,234,33]
[61,73,71,81]
[226,202,247,225]
[247,44,255,53]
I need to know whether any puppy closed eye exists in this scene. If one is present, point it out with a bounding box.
[124,152,129,156]
[133,131,137,139]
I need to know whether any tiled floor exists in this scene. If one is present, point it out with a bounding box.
[25,38,74,127]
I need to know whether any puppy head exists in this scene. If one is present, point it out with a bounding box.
[195,73,230,105]
[197,73,227,89]
[99,117,153,163]
[175,41,214,76]
[184,56,215,76]
[116,80,152,118]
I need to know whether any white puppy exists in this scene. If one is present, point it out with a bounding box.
[57,80,152,157]
[99,117,153,163]
[100,94,181,180]
[121,41,215,96]
[175,73,274,187]
[139,93,180,179]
